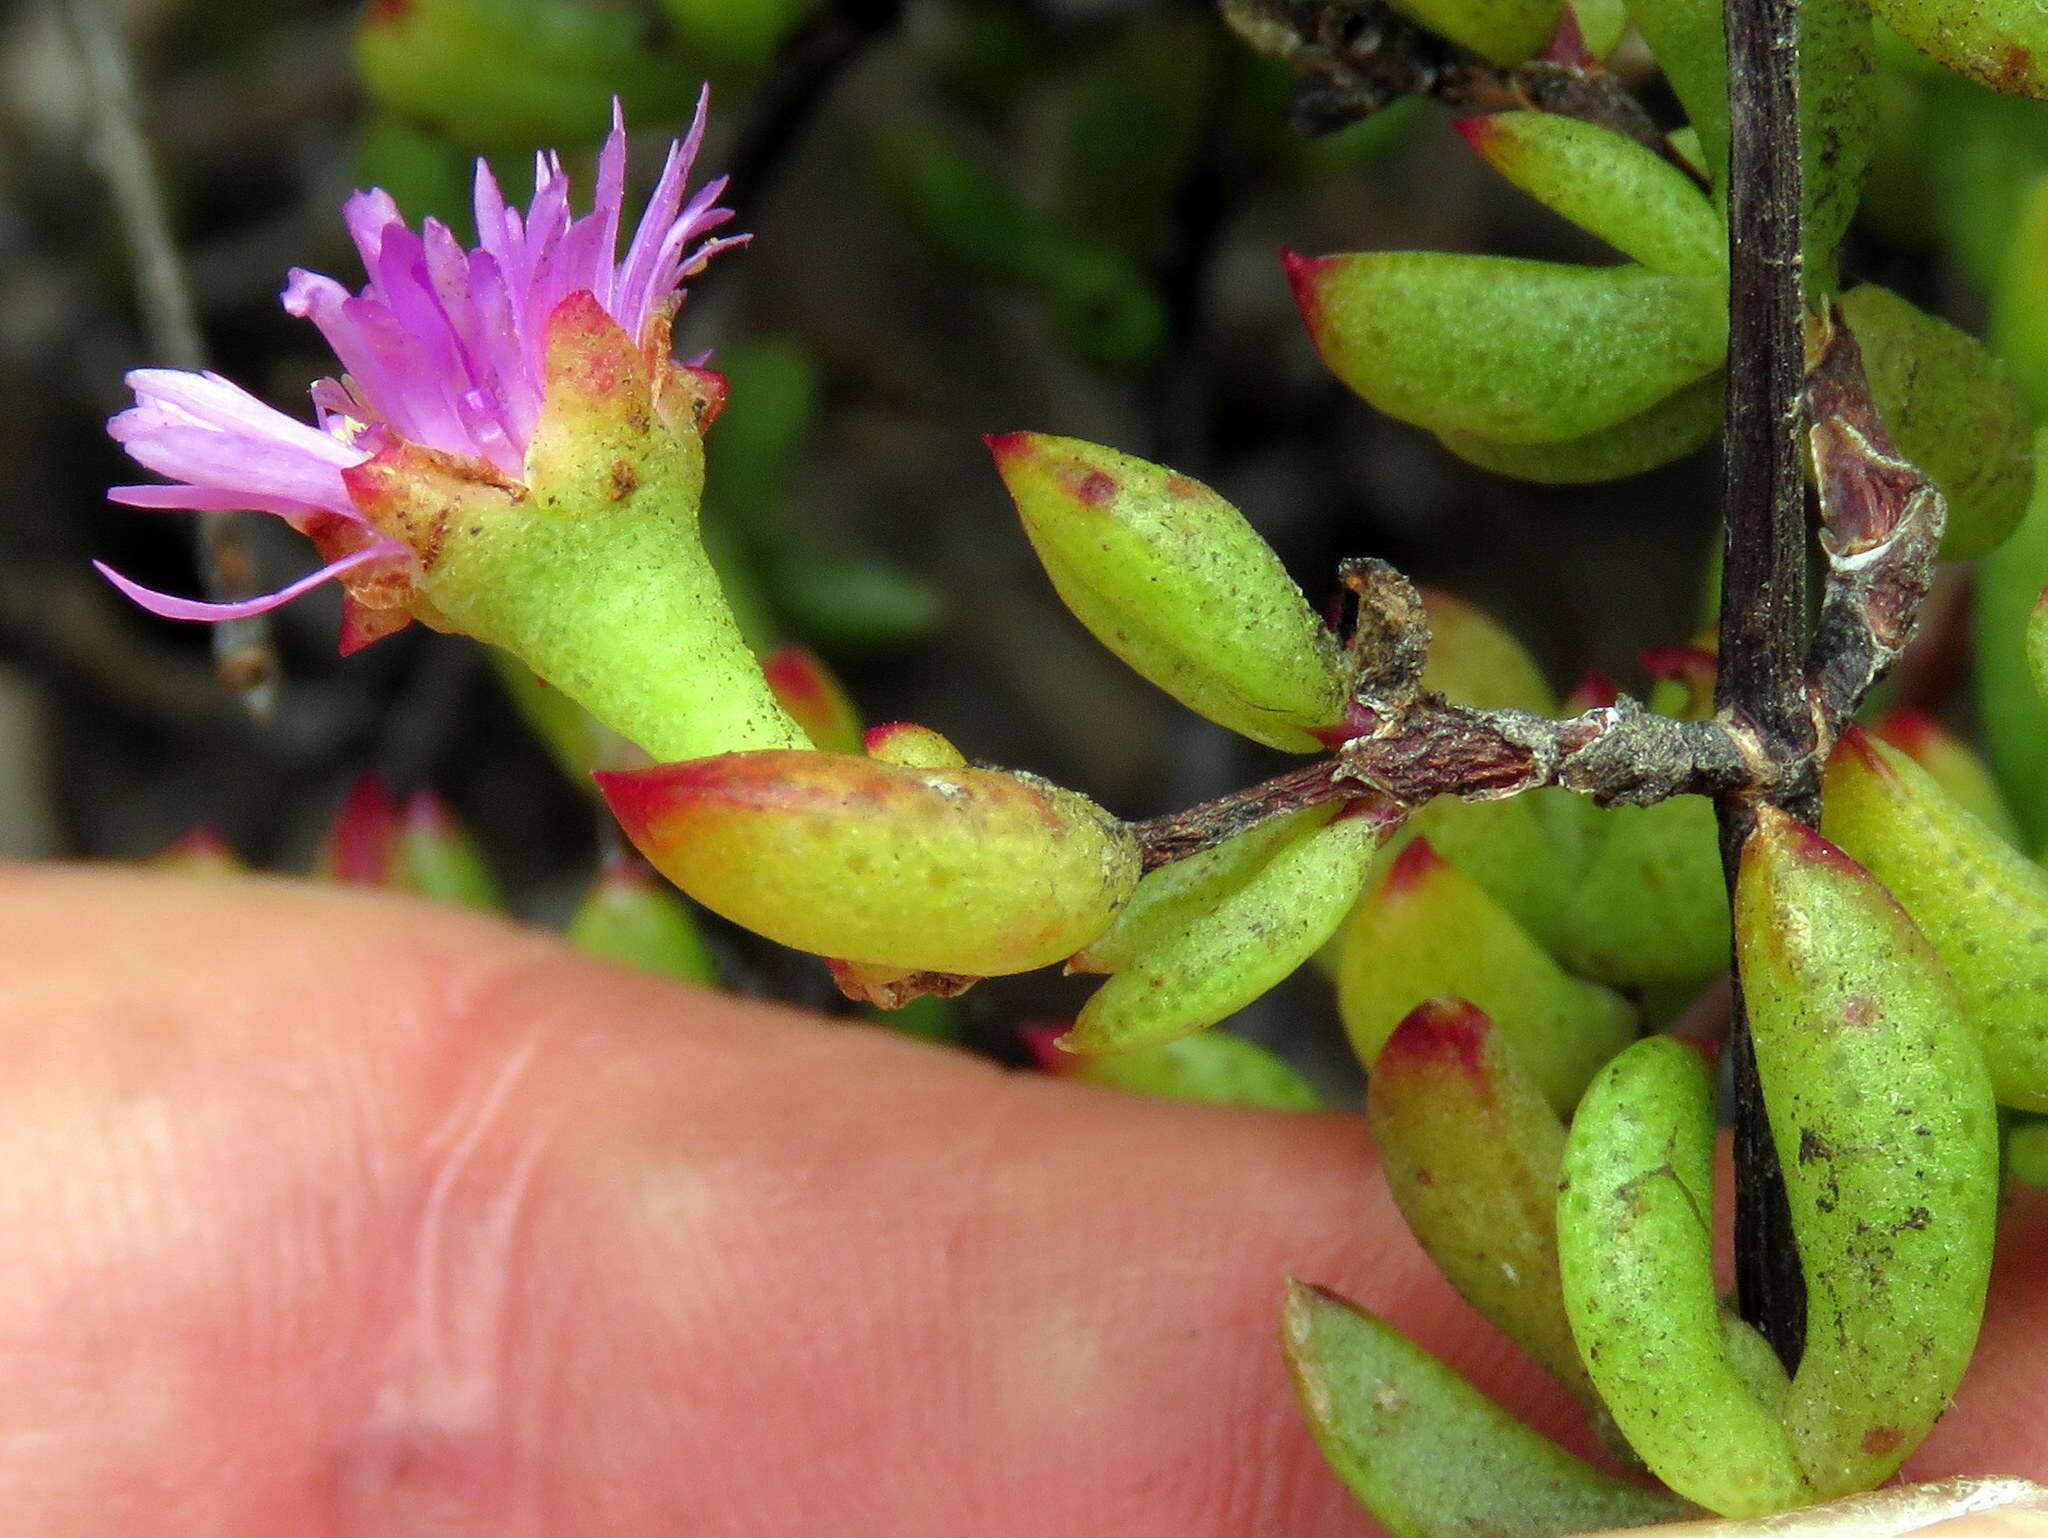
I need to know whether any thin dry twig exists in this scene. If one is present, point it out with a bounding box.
[56,0,280,717]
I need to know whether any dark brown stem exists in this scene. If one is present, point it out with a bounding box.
[1717,0,1813,1372]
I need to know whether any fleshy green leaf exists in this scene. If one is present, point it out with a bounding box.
[1388,0,1560,64]
[396,790,503,911]
[1282,1281,1693,1537]
[1458,113,1726,277]
[1863,0,2048,101]
[1974,440,2048,845]
[1560,1037,1809,1516]
[1553,795,1728,990]
[1041,1026,1323,1109]
[1872,709,2026,849]
[1337,838,1637,1113]
[567,855,719,986]
[1737,809,2000,1497]
[1368,1000,1592,1406]
[1290,252,1727,445]
[1440,370,1723,483]
[598,751,1140,977]
[1066,807,1391,1054]
[1823,726,2048,1110]
[1626,0,1727,188]
[1839,284,2033,561]
[989,434,1352,750]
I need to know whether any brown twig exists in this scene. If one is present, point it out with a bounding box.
[56,0,279,718]
[1218,0,1706,185]
[1716,0,1813,1371]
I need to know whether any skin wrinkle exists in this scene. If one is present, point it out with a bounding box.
[0,866,2041,1538]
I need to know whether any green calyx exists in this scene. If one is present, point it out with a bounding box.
[348,294,807,766]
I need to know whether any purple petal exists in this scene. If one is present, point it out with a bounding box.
[95,542,395,622]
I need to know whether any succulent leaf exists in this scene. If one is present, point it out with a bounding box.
[1737,809,2000,1496]
[1560,1036,1810,1516]
[1387,0,1561,64]
[1368,1000,1592,1407]
[598,750,1140,976]
[567,855,719,985]
[1033,1024,1324,1109]
[1862,0,2048,101]
[1823,726,2048,1109]
[1282,1281,1693,1537]
[1457,113,1727,277]
[989,434,1351,750]
[1066,805,1391,1054]
[1289,253,1727,445]
[1338,839,1637,1113]
[1440,371,1723,483]
[1974,439,2048,847]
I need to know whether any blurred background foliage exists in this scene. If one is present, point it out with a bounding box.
[0,0,2019,1077]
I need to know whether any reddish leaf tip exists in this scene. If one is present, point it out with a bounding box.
[1871,708,1940,759]
[1544,6,1592,64]
[1383,834,1446,897]
[1755,805,1863,874]
[982,431,1035,466]
[1020,1023,1074,1074]
[1566,671,1622,711]
[762,643,828,706]
[323,773,400,886]
[1451,116,1495,151]
[1832,721,1895,779]
[401,786,456,837]
[1377,997,1495,1081]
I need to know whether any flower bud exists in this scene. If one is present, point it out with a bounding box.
[1560,1036,1809,1516]
[1281,1281,1689,1538]
[1027,1023,1323,1110]
[1064,803,1391,1054]
[1286,251,1726,446]
[597,750,1140,975]
[1823,725,2048,1109]
[566,852,718,986]
[1456,113,1726,277]
[1338,838,1636,1113]
[1368,999,1591,1408]
[987,434,1350,751]
[1737,808,1999,1497]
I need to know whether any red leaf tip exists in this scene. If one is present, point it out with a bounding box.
[1020,1023,1075,1074]
[1378,997,1494,1081]
[1451,116,1495,152]
[1383,835,1446,897]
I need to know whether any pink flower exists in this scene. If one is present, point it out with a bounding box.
[100,93,745,650]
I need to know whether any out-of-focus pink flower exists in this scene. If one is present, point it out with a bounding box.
[99,93,744,651]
